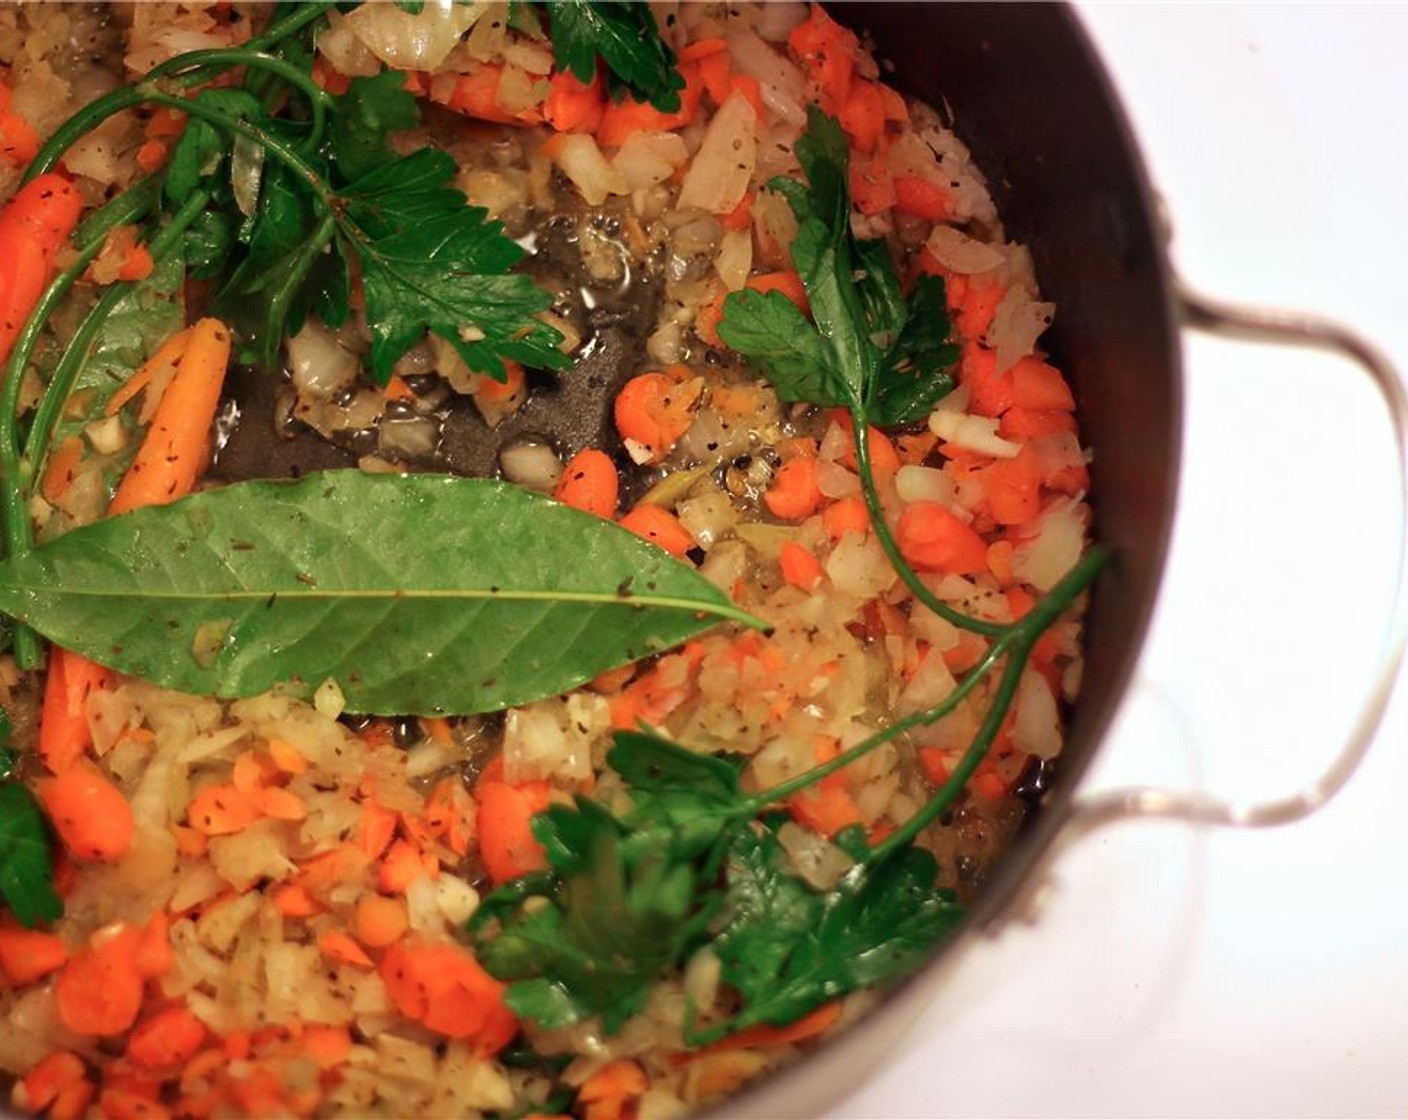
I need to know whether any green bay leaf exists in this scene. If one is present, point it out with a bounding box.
[0,471,762,715]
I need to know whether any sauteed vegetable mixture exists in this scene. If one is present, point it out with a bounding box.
[0,3,1102,1116]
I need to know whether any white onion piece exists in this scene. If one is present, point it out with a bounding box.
[677,91,757,215]
[753,2,809,42]
[990,288,1056,372]
[925,225,1006,275]
[826,532,894,599]
[316,11,381,77]
[928,410,1021,458]
[288,320,360,400]
[814,459,860,500]
[895,464,955,507]
[727,29,805,121]
[612,131,688,190]
[1013,667,1062,760]
[714,227,753,292]
[499,438,562,492]
[345,0,483,72]
[677,488,737,551]
[552,133,628,206]
[1011,502,1085,592]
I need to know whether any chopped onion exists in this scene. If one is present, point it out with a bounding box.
[1011,501,1085,592]
[714,227,753,292]
[895,464,955,507]
[1013,667,1062,759]
[552,133,628,206]
[612,131,688,190]
[928,410,1021,458]
[288,320,360,400]
[925,225,1007,275]
[499,437,562,492]
[990,288,1055,372]
[316,11,382,77]
[753,2,809,43]
[677,91,757,215]
[345,0,483,71]
[727,30,805,122]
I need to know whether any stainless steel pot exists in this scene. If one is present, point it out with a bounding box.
[713,5,1408,1116]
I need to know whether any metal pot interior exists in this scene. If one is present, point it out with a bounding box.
[712,3,1181,1114]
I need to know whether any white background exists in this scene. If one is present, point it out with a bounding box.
[835,5,1408,1118]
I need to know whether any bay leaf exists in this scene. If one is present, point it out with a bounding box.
[0,471,763,715]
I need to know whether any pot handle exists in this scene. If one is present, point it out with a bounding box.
[1063,283,1408,841]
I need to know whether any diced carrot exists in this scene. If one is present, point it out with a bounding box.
[764,456,823,521]
[849,149,894,215]
[380,938,518,1050]
[132,911,173,980]
[476,781,548,886]
[104,326,192,419]
[987,538,1016,586]
[436,64,542,126]
[723,190,755,231]
[127,1006,206,1070]
[55,926,143,1037]
[356,801,398,861]
[1005,587,1035,619]
[38,763,133,862]
[597,80,696,150]
[0,172,82,371]
[226,1066,284,1117]
[185,783,260,837]
[318,929,374,970]
[230,751,265,795]
[265,737,307,774]
[614,368,699,464]
[838,79,886,154]
[831,412,901,478]
[352,894,407,949]
[98,1088,171,1120]
[700,1001,842,1053]
[301,1024,353,1069]
[1010,355,1076,411]
[695,289,726,348]
[821,494,870,539]
[999,406,1077,440]
[896,430,938,465]
[0,104,36,165]
[895,501,989,575]
[383,373,415,403]
[37,646,111,774]
[982,445,1041,526]
[941,630,989,674]
[679,36,728,63]
[256,786,308,822]
[134,138,167,174]
[789,785,862,838]
[555,448,619,520]
[727,73,765,118]
[19,1051,91,1120]
[697,48,732,107]
[954,276,1004,343]
[973,771,1009,800]
[116,243,153,283]
[543,68,604,133]
[587,663,637,695]
[892,175,951,221]
[877,83,909,123]
[745,270,810,314]
[143,108,185,140]
[40,436,83,503]
[378,839,438,895]
[788,4,857,111]
[579,1058,648,1103]
[778,541,823,590]
[310,55,351,96]
[0,924,68,986]
[958,344,1014,418]
[271,883,319,919]
[918,747,950,787]
[618,503,695,559]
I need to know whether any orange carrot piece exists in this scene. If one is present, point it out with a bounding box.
[999,406,1077,440]
[848,149,894,215]
[788,784,862,838]
[356,801,398,861]
[697,49,732,106]
[618,503,695,558]
[317,929,374,970]
[437,65,542,126]
[0,110,38,166]
[821,494,870,539]
[476,781,548,886]
[266,737,307,774]
[108,317,232,515]
[778,541,823,590]
[579,1058,648,1102]
[543,68,604,133]
[134,138,167,173]
[613,369,698,463]
[19,1051,91,1120]
[983,445,1042,526]
[679,36,728,62]
[1010,355,1076,411]
[764,456,823,521]
[256,786,308,821]
[352,894,407,949]
[0,924,68,985]
[788,4,857,111]
[378,937,517,1049]
[378,838,437,894]
[895,501,989,575]
[700,1000,843,1053]
[958,343,1014,418]
[39,436,82,503]
[383,372,415,403]
[186,783,260,836]
[723,190,755,231]
[38,762,133,861]
[746,270,810,314]
[271,883,319,919]
[301,1024,353,1069]
[555,448,619,520]
[132,911,173,980]
[37,646,111,774]
[0,173,82,369]
[127,1006,206,1070]
[838,79,886,153]
[954,277,1005,344]
[892,175,951,221]
[55,927,143,1037]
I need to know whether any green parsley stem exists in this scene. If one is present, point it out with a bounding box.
[852,415,1005,638]
[258,210,337,363]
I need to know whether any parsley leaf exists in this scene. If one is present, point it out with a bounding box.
[329,71,421,185]
[548,0,686,113]
[0,784,62,929]
[340,149,567,384]
[718,107,959,428]
[698,828,963,1043]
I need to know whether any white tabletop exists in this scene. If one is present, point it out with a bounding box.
[833,5,1408,1117]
